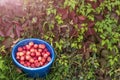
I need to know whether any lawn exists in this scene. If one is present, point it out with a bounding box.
[0,0,120,80]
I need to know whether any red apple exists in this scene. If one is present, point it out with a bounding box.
[39,44,45,49]
[31,63,35,68]
[19,60,24,65]
[23,46,27,50]
[25,55,31,60]
[26,51,31,55]
[19,52,24,56]
[26,45,31,50]
[36,52,41,56]
[16,56,20,60]
[38,56,42,61]
[38,49,42,52]
[34,44,38,48]
[20,56,25,61]
[29,58,34,63]
[47,57,51,62]
[18,47,23,52]
[41,58,46,63]
[29,42,34,47]
[30,48,35,53]
[35,62,40,67]
[30,52,36,57]
[26,62,31,67]
[43,53,48,59]
[40,62,44,66]
[46,52,50,56]
[16,52,20,56]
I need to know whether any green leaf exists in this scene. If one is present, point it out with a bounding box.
[87,15,94,21]
[71,43,77,48]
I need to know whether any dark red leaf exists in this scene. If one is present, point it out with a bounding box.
[78,24,83,28]
[0,30,5,37]
[62,12,68,20]
[6,26,13,36]
[84,41,91,48]
[53,0,64,6]
[57,8,68,20]
[73,17,78,24]
[78,15,86,21]
[85,0,100,9]
[69,11,76,19]
[16,24,23,30]
[98,0,104,3]
[15,24,23,38]
[12,21,19,25]
[86,28,95,36]
[15,27,20,38]
[88,21,95,28]
[22,21,29,28]
[70,28,78,38]
[0,17,2,24]
[2,37,13,48]
[95,14,104,21]
[92,2,100,9]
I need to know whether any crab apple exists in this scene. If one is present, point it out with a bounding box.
[38,56,42,61]
[43,53,49,59]
[34,60,40,67]
[41,52,45,56]
[36,52,41,56]
[35,62,41,67]
[44,62,48,66]
[38,49,42,52]
[16,56,20,60]
[29,42,34,47]
[34,60,39,63]
[25,55,31,60]
[20,56,25,61]
[18,47,23,52]
[23,63,28,67]
[26,51,31,55]
[26,45,31,50]
[22,50,26,54]
[29,58,34,63]
[31,63,35,68]
[30,48,35,52]
[33,57,38,60]
[26,62,31,67]
[23,46,27,50]
[43,48,48,52]
[40,62,44,66]
[34,44,38,48]
[46,52,50,56]
[34,49,37,53]
[39,44,45,49]
[16,52,20,56]
[30,52,36,57]
[41,58,46,63]
[47,57,51,62]
[19,60,24,65]
[19,52,24,56]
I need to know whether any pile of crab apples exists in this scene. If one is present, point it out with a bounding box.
[16,42,51,68]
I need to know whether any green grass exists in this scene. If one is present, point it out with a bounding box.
[0,49,120,80]
[0,52,82,80]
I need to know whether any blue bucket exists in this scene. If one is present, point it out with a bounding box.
[11,38,55,78]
